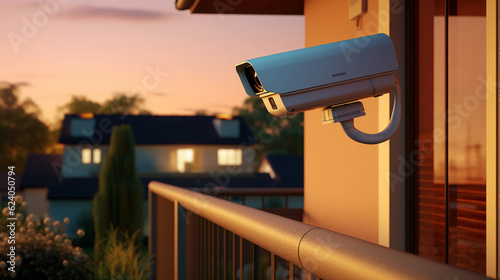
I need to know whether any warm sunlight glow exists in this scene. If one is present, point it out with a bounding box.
[93,149,101,164]
[177,149,194,173]
[82,148,91,164]
[218,149,242,166]
[215,113,234,120]
[79,113,95,119]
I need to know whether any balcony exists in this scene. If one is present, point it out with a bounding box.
[148,181,489,279]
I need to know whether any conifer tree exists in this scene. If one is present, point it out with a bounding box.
[93,124,143,261]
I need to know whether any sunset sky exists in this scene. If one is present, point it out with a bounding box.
[0,0,304,126]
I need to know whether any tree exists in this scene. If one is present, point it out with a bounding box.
[58,93,150,116]
[58,96,102,114]
[0,83,50,171]
[92,125,144,261]
[233,97,303,161]
[100,93,150,115]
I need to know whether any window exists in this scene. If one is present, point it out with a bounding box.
[82,148,91,164]
[82,148,102,164]
[93,149,101,164]
[412,0,487,274]
[177,149,194,173]
[217,149,242,166]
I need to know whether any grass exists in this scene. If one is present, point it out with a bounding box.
[94,229,151,280]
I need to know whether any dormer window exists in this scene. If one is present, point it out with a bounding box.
[81,148,102,164]
[218,149,242,166]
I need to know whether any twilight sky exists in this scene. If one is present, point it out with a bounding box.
[0,0,304,125]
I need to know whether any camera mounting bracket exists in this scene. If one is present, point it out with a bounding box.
[321,80,401,144]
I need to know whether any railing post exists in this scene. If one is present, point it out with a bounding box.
[152,194,176,279]
[239,237,243,280]
[177,203,187,279]
[232,233,236,279]
[253,244,259,280]
[186,212,200,279]
[148,191,157,280]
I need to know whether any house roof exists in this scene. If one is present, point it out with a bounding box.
[265,154,303,188]
[20,154,63,189]
[47,173,277,199]
[59,114,257,145]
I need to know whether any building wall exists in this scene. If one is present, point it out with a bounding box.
[303,0,382,243]
[136,145,172,173]
[62,144,254,177]
[196,145,254,174]
[22,188,49,217]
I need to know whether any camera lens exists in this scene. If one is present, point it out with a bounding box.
[245,66,263,93]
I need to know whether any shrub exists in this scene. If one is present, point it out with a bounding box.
[72,211,95,248]
[0,195,92,279]
[94,228,150,280]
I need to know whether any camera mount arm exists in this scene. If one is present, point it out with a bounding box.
[322,80,401,144]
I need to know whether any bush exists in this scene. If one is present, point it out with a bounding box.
[72,211,95,248]
[0,195,92,279]
[94,228,150,280]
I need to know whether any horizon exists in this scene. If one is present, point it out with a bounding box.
[0,0,304,127]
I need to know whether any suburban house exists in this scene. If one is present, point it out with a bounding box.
[17,154,62,218]
[258,154,304,188]
[144,0,499,279]
[19,114,303,232]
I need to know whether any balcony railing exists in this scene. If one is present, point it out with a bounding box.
[195,187,304,222]
[148,181,489,280]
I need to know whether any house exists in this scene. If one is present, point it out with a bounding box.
[58,114,257,177]
[259,154,304,189]
[145,0,499,278]
[20,114,302,231]
[18,154,62,217]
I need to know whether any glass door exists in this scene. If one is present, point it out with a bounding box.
[413,0,487,274]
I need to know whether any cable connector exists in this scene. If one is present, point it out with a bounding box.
[322,102,366,125]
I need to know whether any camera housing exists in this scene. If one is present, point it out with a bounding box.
[236,33,398,117]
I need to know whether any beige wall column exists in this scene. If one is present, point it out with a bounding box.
[378,0,391,248]
[303,0,382,243]
[487,0,498,277]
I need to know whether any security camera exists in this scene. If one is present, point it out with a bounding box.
[235,33,401,144]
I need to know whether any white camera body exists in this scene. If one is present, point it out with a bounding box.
[236,33,398,117]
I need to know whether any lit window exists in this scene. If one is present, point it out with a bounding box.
[82,148,91,164]
[177,149,194,173]
[93,149,101,164]
[218,149,242,166]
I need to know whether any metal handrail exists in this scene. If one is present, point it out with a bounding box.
[149,181,489,280]
[192,187,303,196]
